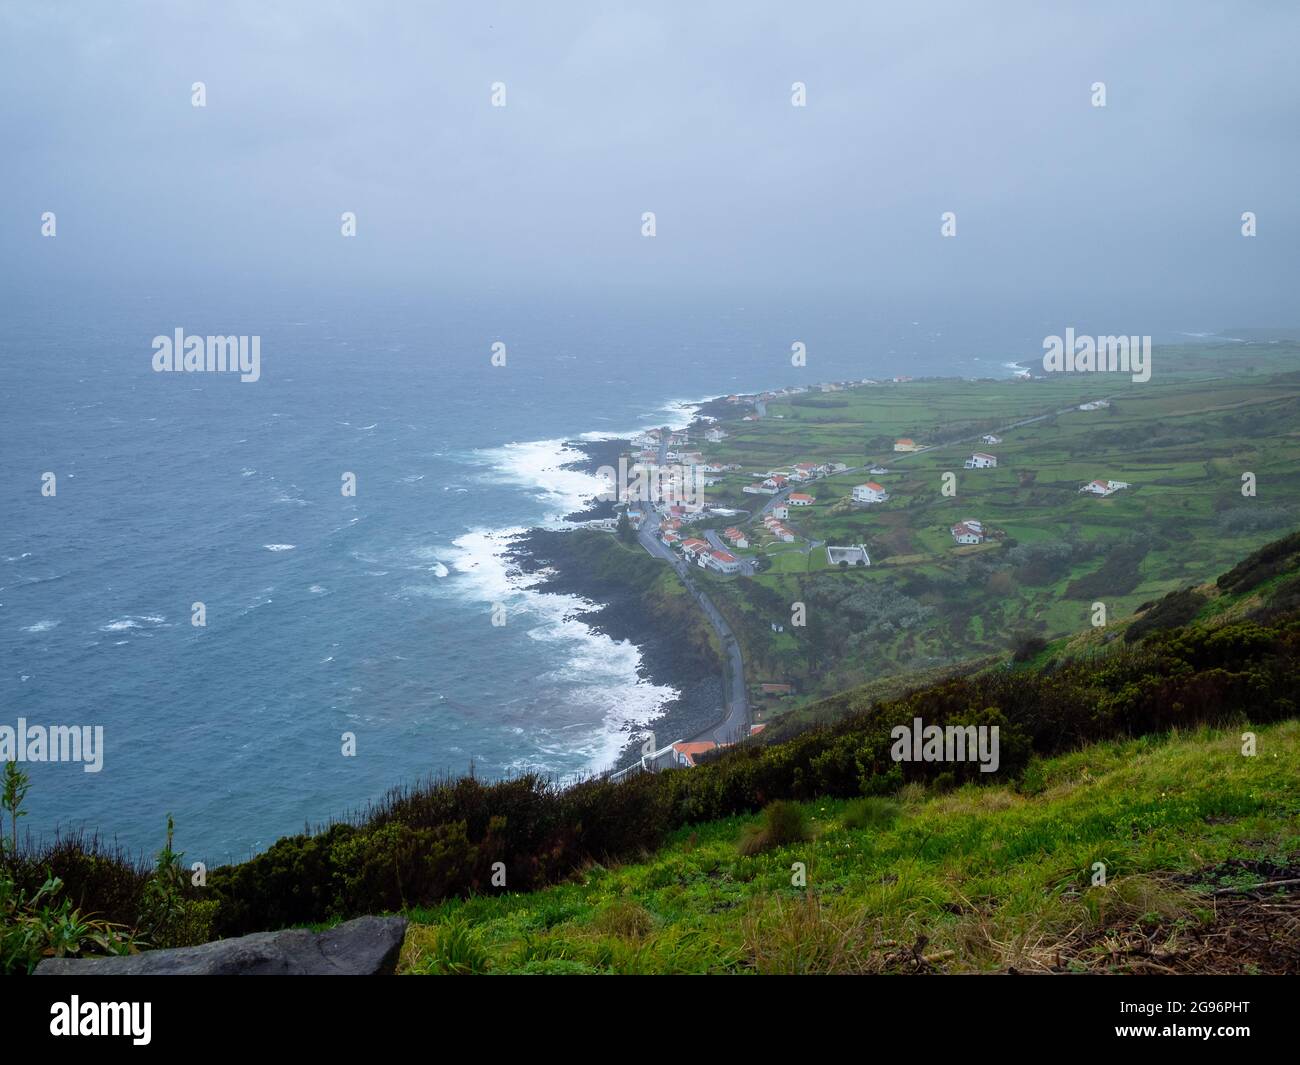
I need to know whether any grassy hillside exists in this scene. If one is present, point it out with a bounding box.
[400,721,1300,975]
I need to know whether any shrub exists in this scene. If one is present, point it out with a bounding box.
[1011,632,1048,662]
[840,797,900,831]
[739,800,811,855]
[0,868,133,975]
[592,899,655,939]
[1124,587,1206,643]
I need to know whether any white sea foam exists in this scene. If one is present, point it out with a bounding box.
[99,615,167,633]
[263,544,297,552]
[22,619,60,633]
[440,527,676,774]
[471,440,608,526]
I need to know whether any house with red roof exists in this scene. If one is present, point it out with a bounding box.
[671,741,718,768]
[699,548,740,574]
[852,482,888,504]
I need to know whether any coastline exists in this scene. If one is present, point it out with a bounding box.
[507,370,1037,774]
[507,526,724,772]
[514,413,725,771]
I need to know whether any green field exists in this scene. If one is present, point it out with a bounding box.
[669,343,1300,714]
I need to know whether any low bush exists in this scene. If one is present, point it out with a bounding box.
[739,800,812,855]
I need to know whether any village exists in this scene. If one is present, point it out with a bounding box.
[597,376,1161,776]
[609,387,1134,580]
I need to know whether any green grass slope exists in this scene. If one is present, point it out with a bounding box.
[402,721,1300,975]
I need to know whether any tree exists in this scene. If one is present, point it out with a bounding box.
[616,510,635,545]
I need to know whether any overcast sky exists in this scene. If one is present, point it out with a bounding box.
[2,1,1297,323]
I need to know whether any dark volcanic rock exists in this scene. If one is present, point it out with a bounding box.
[34,915,407,976]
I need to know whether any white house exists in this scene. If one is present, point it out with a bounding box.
[701,548,741,574]
[950,520,984,545]
[705,428,727,443]
[852,482,889,504]
[894,438,922,452]
[1080,479,1129,497]
[981,434,1002,445]
[724,527,749,549]
[787,493,814,506]
[965,452,998,469]
[770,505,789,520]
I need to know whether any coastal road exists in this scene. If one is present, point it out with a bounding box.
[636,523,751,746]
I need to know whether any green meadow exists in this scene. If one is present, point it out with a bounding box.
[686,343,1300,715]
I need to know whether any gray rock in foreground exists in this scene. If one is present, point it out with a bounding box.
[34,915,408,976]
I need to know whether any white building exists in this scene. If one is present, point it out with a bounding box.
[1080,479,1130,496]
[701,549,741,574]
[950,519,984,545]
[981,434,1002,445]
[965,452,998,469]
[852,482,889,504]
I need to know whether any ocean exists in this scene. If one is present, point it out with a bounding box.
[0,282,1187,863]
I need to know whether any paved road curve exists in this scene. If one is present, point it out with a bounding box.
[636,523,751,745]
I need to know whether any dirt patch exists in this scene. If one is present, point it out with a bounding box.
[1057,862,1300,975]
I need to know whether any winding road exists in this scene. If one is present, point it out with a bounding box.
[636,522,751,745]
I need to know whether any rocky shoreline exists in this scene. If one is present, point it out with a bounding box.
[510,429,729,771]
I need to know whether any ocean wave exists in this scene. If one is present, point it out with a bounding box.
[439,526,675,773]
[21,619,60,633]
[263,544,297,552]
[469,440,609,526]
[99,614,167,633]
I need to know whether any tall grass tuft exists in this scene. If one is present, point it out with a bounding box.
[738,800,811,856]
